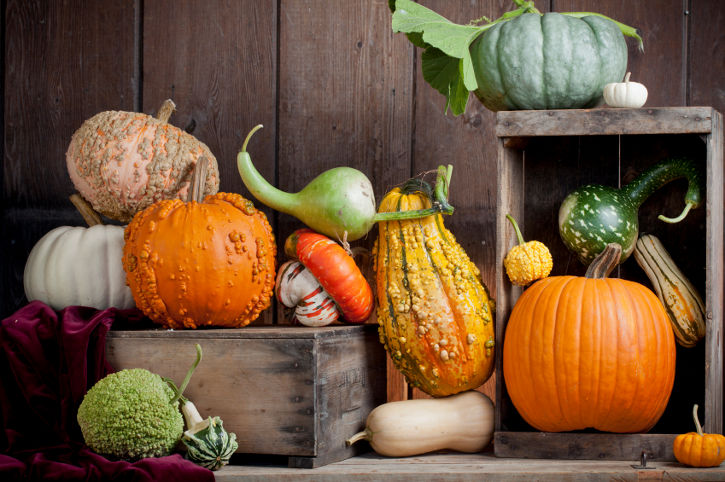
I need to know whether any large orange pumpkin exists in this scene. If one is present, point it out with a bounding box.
[123,159,275,329]
[503,243,676,433]
[67,99,219,223]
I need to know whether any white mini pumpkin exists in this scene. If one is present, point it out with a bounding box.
[24,224,135,310]
[603,72,648,108]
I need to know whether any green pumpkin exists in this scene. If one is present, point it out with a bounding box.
[470,12,627,111]
[183,416,238,471]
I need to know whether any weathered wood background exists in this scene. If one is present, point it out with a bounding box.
[2,0,723,405]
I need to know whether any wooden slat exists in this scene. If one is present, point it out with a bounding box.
[3,0,136,208]
[553,0,685,108]
[494,138,524,431]
[705,110,724,433]
[142,0,278,324]
[277,0,413,242]
[215,452,725,481]
[497,107,715,137]
[689,0,725,114]
[408,0,516,402]
[495,432,677,462]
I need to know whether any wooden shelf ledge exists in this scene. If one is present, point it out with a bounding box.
[214,452,725,481]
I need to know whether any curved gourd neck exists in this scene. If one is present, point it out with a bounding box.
[622,158,701,209]
[236,125,296,214]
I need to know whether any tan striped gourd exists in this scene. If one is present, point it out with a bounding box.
[373,179,495,397]
[634,234,706,348]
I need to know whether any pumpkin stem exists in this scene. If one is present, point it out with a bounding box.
[156,99,176,123]
[623,72,632,83]
[585,243,621,279]
[345,429,371,447]
[69,193,103,227]
[373,164,455,222]
[506,214,526,246]
[169,344,203,405]
[692,404,704,436]
[188,157,209,203]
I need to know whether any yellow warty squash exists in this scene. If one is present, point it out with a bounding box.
[373,174,495,397]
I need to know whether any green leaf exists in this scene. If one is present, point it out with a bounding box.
[392,0,482,59]
[421,48,469,116]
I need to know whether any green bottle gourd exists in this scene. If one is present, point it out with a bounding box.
[237,125,454,241]
[558,158,703,265]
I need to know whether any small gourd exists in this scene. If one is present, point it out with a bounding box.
[276,260,340,327]
[634,234,705,348]
[181,402,238,471]
[67,99,220,223]
[603,72,648,108]
[673,404,725,467]
[346,390,494,457]
[503,214,552,286]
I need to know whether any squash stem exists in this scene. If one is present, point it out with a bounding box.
[693,404,704,436]
[345,430,371,446]
[170,344,203,405]
[373,164,454,222]
[156,99,176,123]
[658,202,693,224]
[585,243,621,278]
[506,214,526,245]
[69,193,103,227]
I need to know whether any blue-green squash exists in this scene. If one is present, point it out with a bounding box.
[470,12,627,111]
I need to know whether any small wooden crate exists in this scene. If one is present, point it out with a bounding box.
[494,107,723,461]
[105,324,387,468]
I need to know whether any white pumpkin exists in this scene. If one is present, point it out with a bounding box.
[24,224,135,310]
[603,72,648,108]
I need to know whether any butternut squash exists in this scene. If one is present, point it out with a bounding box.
[634,234,706,348]
[346,391,494,457]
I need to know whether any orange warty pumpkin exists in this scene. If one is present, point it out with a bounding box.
[503,243,676,433]
[123,160,275,329]
[67,99,220,223]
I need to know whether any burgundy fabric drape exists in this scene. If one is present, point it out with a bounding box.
[0,301,215,482]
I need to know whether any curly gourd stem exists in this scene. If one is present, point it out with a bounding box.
[373,164,455,222]
[169,343,203,405]
[506,214,526,246]
[659,202,694,224]
[692,404,704,436]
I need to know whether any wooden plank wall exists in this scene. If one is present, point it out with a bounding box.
[2,1,723,405]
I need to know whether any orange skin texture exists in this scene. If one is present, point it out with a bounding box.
[374,188,495,397]
[286,229,373,323]
[123,192,276,329]
[674,431,725,467]
[503,275,676,433]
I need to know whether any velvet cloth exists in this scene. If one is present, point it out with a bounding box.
[0,301,215,482]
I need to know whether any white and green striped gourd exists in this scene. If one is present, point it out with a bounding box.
[181,401,238,471]
[558,158,703,265]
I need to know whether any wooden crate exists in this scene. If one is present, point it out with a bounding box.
[494,107,723,461]
[105,324,387,468]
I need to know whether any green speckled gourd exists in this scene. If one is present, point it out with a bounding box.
[470,12,627,111]
[183,415,238,471]
[559,158,703,265]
